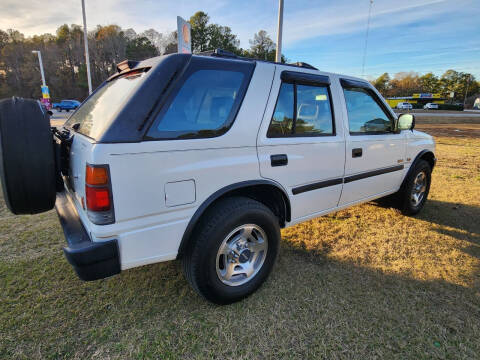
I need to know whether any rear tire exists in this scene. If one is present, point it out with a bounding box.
[0,98,57,214]
[182,196,280,304]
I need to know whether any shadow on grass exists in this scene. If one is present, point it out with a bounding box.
[2,232,480,359]
[1,198,480,358]
[373,198,480,237]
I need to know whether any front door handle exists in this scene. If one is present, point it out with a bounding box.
[270,154,288,167]
[352,148,363,158]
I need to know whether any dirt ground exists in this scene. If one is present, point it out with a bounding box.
[416,123,480,138]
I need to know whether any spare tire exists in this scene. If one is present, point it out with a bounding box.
[0,97,57,214]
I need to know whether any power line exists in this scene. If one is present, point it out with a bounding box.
[361,0,374,79]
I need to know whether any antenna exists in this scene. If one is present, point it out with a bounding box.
[361,0,374,79]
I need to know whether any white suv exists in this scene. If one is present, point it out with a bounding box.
[424,102,439,110]
[0,51,435,304]
[396,102,413,110]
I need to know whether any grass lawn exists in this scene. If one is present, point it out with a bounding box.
[1,126,479,359]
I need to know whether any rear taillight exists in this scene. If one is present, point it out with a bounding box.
[85,164,115,225]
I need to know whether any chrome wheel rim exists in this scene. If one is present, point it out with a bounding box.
[411,171,427,207]
[215,224,268,287]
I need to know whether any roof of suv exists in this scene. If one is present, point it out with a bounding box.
[112,48,369,87]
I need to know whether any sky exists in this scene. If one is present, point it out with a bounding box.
[1,0,479,79]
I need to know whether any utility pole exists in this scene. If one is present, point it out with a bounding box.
[81,0,93,94]
[463,75,472,107]
[361,0,374,79]
[31,50,46,87]
[275,0,284,63]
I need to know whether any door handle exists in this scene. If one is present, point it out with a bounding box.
[270,154,288,167]
[352,148,363,158]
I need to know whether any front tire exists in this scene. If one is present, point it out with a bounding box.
[182,197,280,305]
[399,160,431,215]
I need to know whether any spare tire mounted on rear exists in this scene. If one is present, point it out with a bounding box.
[0,97,57,214]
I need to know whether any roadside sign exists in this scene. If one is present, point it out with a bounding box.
[41,85,50,99]
[177,16,191,54]
[41,86,51,110]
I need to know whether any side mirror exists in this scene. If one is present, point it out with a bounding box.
[397,113,415,131]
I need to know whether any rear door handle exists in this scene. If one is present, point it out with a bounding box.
[352,148,363,158]
[270,154,288,167]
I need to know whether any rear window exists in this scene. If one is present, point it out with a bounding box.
[146,69,247,140]
[65,71,147,139]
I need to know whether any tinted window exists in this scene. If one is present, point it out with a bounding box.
[267,82,334,137]
[343,87,393,134]
[148,69,244,139]
[267,83,294,137]
[65,71,147,139]
[295,85,333,135]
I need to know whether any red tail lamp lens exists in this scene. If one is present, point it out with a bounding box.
[85,186,111,211]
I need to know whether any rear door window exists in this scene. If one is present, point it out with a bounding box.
[267,82,334,137]
[147,67,250,140]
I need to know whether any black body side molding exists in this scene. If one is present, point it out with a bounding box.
[344,165,404,183]
[292,178,343,195]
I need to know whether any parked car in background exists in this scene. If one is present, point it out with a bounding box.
[474,98,480,110]
[423,103,439,110]
[396,102,413,110]
[52,100,81,112]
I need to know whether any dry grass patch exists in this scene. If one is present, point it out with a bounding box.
[1,129,479,359]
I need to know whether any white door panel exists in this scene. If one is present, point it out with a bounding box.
[338,81,406,206]
[257,67,346,220]
[258,140,345,219]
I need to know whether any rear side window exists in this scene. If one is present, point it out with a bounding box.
[267,82,334,137]
[147,69,246,140]
[343,87,393,134]
[65,71,147,139]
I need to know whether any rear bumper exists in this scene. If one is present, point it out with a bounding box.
[55,192,120,281]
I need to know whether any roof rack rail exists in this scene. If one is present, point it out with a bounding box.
[197,49,239,58]
[196,48,318,71]
[287,62,317,70]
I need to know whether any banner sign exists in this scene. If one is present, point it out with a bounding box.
[177,16,191,54]
[413,93,442,99]
[41,85,50,99]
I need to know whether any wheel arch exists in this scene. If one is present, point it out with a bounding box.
[176,180,291,259]
[403,149,436,185]
[415,149,436,172]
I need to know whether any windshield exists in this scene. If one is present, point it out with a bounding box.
[65,71,147,139]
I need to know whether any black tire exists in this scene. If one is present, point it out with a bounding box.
[66,109,70,112]
[182,196,280,305]
[398,159,431,215]
[0,97,57,214]
[57,107,61,112]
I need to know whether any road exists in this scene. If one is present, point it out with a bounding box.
[50,110,69,127]
[408,112,480,118]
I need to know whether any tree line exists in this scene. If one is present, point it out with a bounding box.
[0,11,283,102]
[371,71,479,105]
[1,10,478,106]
